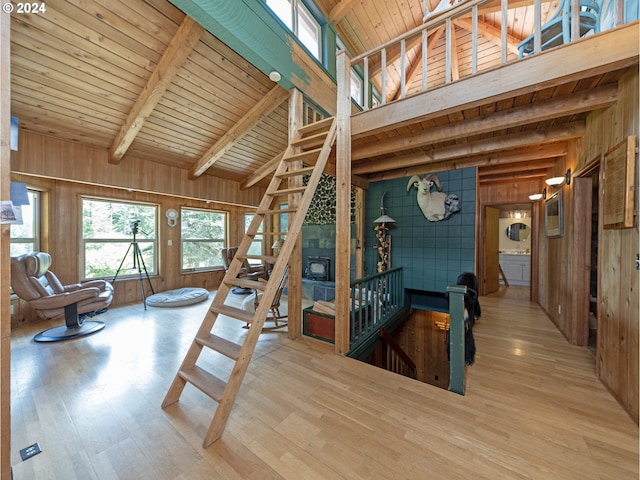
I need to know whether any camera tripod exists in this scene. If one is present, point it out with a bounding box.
[112,222,155,309]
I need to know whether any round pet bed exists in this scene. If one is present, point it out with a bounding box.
[146,287,209,308]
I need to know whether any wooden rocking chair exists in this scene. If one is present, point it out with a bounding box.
[241,267,289,329]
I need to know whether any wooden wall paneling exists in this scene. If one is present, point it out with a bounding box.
[1,10,11,479]
[577,68,638,423]
[395,310,450,389]
[9,173,235,315]
[12,131,266,207]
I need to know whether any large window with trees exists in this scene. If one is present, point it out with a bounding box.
[266,0,321,60]
[181,208,227,272]
[10,189,40,256]
[82,198,157,280]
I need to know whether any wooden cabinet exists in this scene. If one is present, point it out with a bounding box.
[499,254,531,286]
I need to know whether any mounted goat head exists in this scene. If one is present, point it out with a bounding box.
[406,174,460,222]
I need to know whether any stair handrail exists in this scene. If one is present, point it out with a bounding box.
[380,326,417,379]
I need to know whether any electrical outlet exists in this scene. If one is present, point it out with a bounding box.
[19,442,42,461]
[558,304,561,314]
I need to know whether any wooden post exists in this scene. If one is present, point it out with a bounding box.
[335,51,352,355]
[287,88,304,340]
[447,285,466,395]
[1,9,12,478]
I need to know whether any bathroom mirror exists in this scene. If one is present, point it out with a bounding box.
[506,222,531,242]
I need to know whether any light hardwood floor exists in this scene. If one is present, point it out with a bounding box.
[10,286,638,479]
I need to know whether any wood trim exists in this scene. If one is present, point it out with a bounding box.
[572,176,592,345]
[0,9,11,479]
[335,51,352,355]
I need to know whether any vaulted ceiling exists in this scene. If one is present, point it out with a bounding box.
[9,0,637,192]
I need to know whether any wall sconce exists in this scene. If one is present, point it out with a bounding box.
[529,187,547,201]
[545,169,571,188]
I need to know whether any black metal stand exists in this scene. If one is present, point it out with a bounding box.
[33,303,106,342]
[112,229,155,309]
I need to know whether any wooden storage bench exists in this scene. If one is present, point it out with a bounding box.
[303,306,335,343]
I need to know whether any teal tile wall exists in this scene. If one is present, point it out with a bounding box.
[365,168,477,294]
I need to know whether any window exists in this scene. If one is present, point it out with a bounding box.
[10,189,40,256]
[267,0,321,60]
[181,208,227,272]
[82,198,157,280]
[244,213,264,266]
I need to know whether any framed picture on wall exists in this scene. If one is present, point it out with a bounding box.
[545,190,563,238]
[603,135,637,229]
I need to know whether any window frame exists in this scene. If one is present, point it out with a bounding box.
[81,197,158,281]
[266,0,322,60]
[180,207,228,273]
[9,188,41,257]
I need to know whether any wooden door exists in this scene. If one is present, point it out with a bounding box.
[482,206,500,295]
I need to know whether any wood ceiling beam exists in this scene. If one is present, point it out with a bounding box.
[453,17,521,56]
[241,150,285,189]
[109,16,204,164]
[479,169,550,183]
[352,84,616,160]
[329,0,359,23]
[352,123,582,175]
[392,27,445,101]
[188,86,289,179]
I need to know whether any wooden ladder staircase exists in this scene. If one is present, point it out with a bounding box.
[161,116,337,448]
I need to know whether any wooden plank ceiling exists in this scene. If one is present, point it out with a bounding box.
[9,0,633,191]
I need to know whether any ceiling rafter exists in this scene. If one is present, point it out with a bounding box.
[391,26,445,101]
[329,0,359,23]
[188,86,289,179]
[453,17,522,55]
[352,84,617,160]
[109,15,204,164]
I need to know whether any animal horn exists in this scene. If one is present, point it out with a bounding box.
[407,175,421,191]
[428,174,442,191]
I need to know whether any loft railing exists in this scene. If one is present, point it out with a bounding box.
[349,0,632,109]
[349,267,403,347]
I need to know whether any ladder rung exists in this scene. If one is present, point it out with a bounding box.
[297,117,334,136]
[179,365,226,403]
[290,131,327,149]
[223,278,266,291]
[261,208,297,215]
[246,254,278,263]
[211,304,255,323]
[196,333,241,360]
[267,185,306,195]
[261,231,288,236]
[277,166,315,179]
[282,148,322,163]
